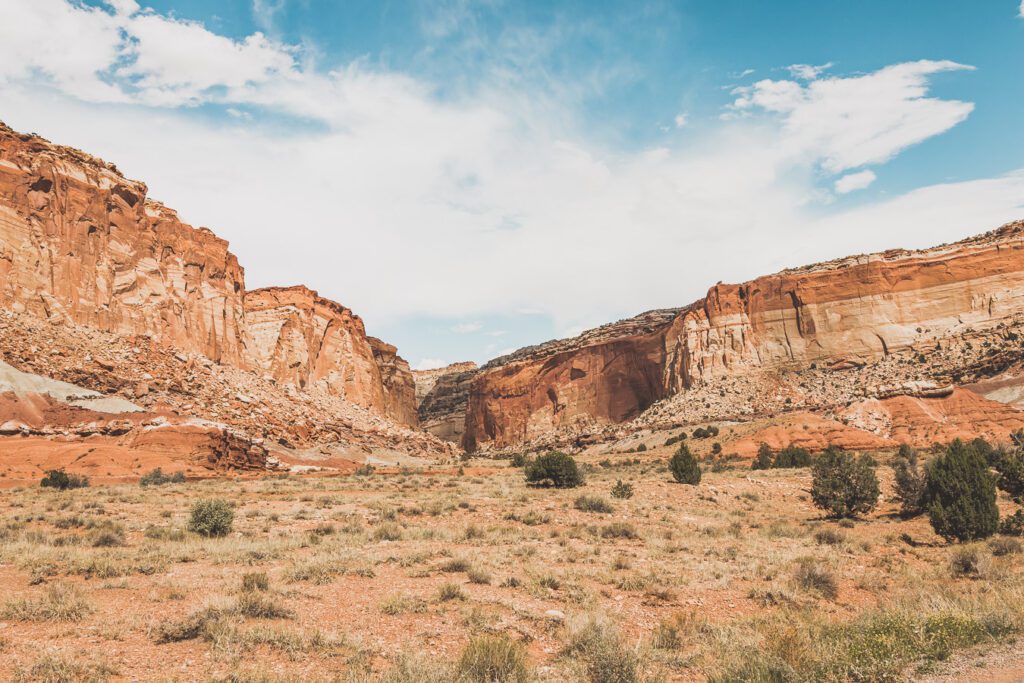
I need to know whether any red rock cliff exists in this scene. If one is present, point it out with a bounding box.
[464,221,1024,450]
[0,123,418,427]
[0,123,247,364]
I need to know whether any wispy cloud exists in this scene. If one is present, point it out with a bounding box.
[834,169,877,194]
[730,60,974,173]
[786,62,833,80]
[0,0,1017,347]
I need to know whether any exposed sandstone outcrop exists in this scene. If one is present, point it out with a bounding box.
[243,286,417,426]
[413,362,478,442]
[369,337,419,427]
[464,222,1024,450]
[0,123,248,364]
[0,122,420,434]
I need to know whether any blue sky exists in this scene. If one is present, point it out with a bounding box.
[1,1,1023,368]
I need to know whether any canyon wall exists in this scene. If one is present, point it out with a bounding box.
[0,123,417,427]
[413,362,478,443]
[464,222,1024,450]
[0,123,248,365]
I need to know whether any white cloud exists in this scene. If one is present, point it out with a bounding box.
[787,62,832,80]
[1020,0,1024,17]
[0,1,1018,355]
[834,169,877,194]
[450,322,483,334]
[731,60,974,173]
[673,112,688,128]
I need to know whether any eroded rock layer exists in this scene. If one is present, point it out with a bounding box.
[413,362,478,442]
[0,122,419,431]
[0,123,247,365]
[243,286,417,425]
[465,222,1024,450]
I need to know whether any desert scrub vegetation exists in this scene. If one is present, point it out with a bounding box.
[752,443,813,470]
[574,495,614,513]
[669,443,701,485]
[524,451,583,488]
[2,583,92,622]
[925,439,999,542]
[709,592,1022,682]
[139,467,186,487]
[39,468,89,490]
[610,479,634,499]
[810,448,879,518]
[187,498,234,537]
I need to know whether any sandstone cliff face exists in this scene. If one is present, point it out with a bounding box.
[0,123,247,365]
[0,123,419,430]
[244,286,388,410]
[413,362,478,443]
[464,222,1024,450]
[368,337,419,427]
[463,311,678,450]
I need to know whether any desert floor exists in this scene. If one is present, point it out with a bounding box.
[2,439,1024,682]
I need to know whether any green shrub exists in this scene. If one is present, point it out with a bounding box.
[893,447,928,518]
[664,433,686,447]
[187,499,234,537]
[669,444,701,485]
[994,431,1024,502]
[1000,509,1024,536]
[751,443,773,470]
[773,445,813,468]
[574,495,614,513]
[635,443,647,453]
[40,469,89,490]
[524,451,583,488]
[139,468,186,487]
[711,442,722,455]
[509,452,528,468]
[925,439,999,542]
[455,635,531,683]
[610,480,634,499]
[810,448,879,518]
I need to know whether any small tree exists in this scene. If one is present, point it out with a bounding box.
[188,499,234,537]
[892,446,928,518]
[524,451,583,488]
[810,448,880,518]
[752,443,773,470]
[925,439,999,542]
[669,444,701,485]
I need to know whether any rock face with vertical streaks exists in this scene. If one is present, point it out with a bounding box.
[0,122,419,430]
[0,122,247,365]
[463,221,1024,450]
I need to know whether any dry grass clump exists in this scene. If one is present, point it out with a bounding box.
[563,612,640,683]
[3,583,92,622]
[12,652,117,683]
[380,593,428,615]
[792,559,838,600]
[812,527,845,546]
[574,495,614,514]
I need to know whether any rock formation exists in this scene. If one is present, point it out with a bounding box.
[464,222,1024,450]
[413,362,478,442]
[243,286,417,426]
[0,122,419,433]
[0,122,247,365]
